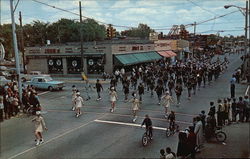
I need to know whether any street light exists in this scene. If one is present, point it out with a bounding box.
[224,5,246,16]
[224,1,249,81]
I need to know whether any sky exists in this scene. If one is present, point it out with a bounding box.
[0,0,247,36]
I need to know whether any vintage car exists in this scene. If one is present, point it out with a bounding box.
[20,71,50,82]
[25,76,64,91]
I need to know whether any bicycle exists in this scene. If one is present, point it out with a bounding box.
[166,123,179,137]
[142,128,152,147]
[205,126,227,143]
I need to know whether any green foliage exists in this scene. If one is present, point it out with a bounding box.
[121,23,155,39]
[0,24,14,59]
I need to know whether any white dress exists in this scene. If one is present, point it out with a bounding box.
[33,116,46,133]
[110,91,117,102]
[130,98,140,111]
[161,95,173,108]
[75,96,84,108]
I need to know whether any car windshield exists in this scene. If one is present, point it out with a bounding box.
[45,77,53,81]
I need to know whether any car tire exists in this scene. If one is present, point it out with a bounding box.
[48,86,53,91]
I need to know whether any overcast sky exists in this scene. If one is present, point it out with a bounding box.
[0,0,246,36]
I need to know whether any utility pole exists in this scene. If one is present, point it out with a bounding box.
[10,0,22,101]
[0,0,2,26]
[79,1,84,72]
[193,21,196,59]
[19,11,26,74]
[245,0,248,57]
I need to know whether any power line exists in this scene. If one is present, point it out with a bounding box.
[27,0,242,32]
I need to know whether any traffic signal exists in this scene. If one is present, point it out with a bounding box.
[106,28,112,38]
[112,28,116,38]
[106,26,116,39]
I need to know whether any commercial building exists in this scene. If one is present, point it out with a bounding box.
[25,39,189,76]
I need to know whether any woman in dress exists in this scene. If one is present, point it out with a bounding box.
[129,93,140,122]
[109,87,118,113]
[161,91,174,118]
[32,111,48,146]
[75,92,84,117]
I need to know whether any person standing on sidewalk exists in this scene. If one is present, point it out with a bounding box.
[95,79,103,101]
[230,75,236,98]
[32,111,48,146]
[109,87,118,113]
[194,116,203,152]
[217,99,224,126]
[75,92,84,118]
[244,96,250,122]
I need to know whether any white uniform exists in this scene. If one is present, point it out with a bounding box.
[110,91,117,102]
[75,96,84,108]
[161,95,173,108]
[33,116,46,133]
[130,98,140,111]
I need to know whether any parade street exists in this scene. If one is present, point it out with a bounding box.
[1,54,249,159]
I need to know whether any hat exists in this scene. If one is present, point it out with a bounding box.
[76,92,80,95]
[36,111,41,115]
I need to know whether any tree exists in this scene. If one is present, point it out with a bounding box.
[0,24,14,59]
[121,23,155,39]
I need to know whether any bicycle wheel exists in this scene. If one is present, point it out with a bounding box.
[142,133,148,146]
[166,128,171,137]
[215,131,227,142]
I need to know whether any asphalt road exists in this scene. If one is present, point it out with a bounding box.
[0,53,249,159]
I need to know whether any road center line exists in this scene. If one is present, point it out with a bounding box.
[8,113,107,159]
[95,119,167,131]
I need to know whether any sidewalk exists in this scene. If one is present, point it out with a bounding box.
[196,122,250,158]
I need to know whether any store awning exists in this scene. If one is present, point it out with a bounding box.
[157,50,177,57]
[115,51,162,66]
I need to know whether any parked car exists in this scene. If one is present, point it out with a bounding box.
[20,71,50,82]
[24,76,64,91]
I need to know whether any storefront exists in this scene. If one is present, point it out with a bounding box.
[67,57,81,74]
[47,58,63,74]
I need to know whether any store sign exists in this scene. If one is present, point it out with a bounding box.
[88,59,94,65]
[48,59,54,66]
[56,59,62,66]
[72,60,78,67]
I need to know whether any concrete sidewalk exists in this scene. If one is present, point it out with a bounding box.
[196,122,250,158]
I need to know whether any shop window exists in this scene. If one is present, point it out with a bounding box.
[67,57,82,74]
[140,46,143,50]
[48,58,63,74]
[87,57,104,74]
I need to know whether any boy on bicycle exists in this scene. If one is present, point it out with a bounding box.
[168,111,176,131]
[141,114,153,139]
